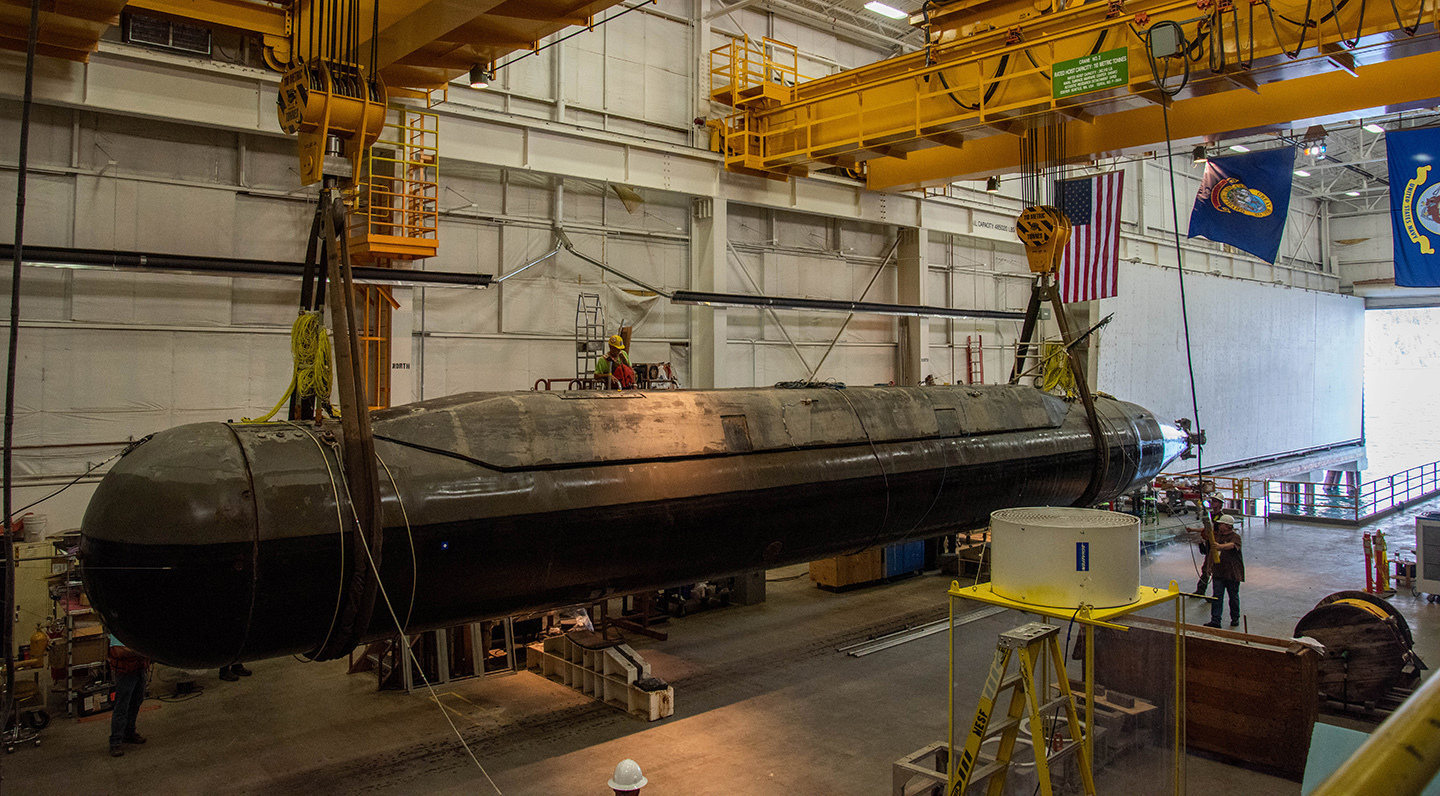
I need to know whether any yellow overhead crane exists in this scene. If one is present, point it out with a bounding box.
[708,0,1440,190]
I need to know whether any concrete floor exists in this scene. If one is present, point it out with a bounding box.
[8,498,1439,795]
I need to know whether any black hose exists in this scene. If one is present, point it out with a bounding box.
[932,53,1010,111]
[1159,104,1206,511]
[1263,0,1315,58]
[3,0,42,752]
[1144,21,1191,96]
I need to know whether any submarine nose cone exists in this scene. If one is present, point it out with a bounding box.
[1158,421,1193,470]
[80,423,258,669]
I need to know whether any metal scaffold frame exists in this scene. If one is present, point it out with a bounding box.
[350,106,440,262]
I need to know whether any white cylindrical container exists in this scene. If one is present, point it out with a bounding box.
[20,512,46,542]
[989,507,1141,609]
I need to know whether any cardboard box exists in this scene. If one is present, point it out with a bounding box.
[69,636,108,667]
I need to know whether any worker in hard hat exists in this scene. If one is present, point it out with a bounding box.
[1200,514,1244,628]
[608,759,647,794]
[595,333,635,389]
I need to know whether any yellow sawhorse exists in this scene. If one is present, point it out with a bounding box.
[951,622,1095,796]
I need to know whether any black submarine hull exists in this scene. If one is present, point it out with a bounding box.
[80,385,1188,668]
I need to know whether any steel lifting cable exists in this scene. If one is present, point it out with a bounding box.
[1154,99,1207,534]
[327,433,503,795]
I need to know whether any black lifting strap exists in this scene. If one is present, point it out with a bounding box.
[311,188,384,661]
[1013,274,1111,507]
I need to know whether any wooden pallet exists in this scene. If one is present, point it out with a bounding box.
[526,633,674,721]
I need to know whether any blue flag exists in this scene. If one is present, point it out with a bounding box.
[1187,148,1296,263]
[1388,128,1440,287]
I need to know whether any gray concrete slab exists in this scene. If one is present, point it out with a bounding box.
[9,497,1438,795]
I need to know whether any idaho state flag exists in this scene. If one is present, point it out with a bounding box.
[1187,148,1296,263]
[1388,128,1440,287]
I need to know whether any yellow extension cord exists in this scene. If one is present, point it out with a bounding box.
[242,311,335,423]
[1040,341,1077,399]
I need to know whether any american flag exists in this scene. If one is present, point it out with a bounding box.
[1055,171,1125,303]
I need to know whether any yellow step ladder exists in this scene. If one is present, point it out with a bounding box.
[952,622,1095,796]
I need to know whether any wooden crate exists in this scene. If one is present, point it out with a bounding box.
[1088,617,1319,779]
[810,548,884,589]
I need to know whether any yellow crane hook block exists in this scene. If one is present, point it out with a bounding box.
[1015,205,1073,274]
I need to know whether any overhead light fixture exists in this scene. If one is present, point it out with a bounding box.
[1192,145,1208,163]
[1229,144,1251,153]
[1302,124,1328,157]
[864,1,909,19]
[1346,191,1361,197]
[669,290,1026,321]
[1363,123,1385,134]
[986,175,1001,193]
[1294,169,1311,177]
[469,64,493,89]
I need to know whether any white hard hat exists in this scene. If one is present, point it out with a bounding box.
[1216,514,1237,525]
[608,759,648,790]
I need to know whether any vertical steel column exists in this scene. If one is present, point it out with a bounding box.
[688,197,728,387]
[897,226,931,386]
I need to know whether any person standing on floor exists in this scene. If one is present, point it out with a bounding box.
[1194,497,1226,595]
[107,634,150,757]
[1201,514,1245,628]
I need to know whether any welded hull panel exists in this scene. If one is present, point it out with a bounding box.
[81,385,1184,668]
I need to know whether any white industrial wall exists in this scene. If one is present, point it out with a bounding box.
[0,1,1363,530]
[1097,264,1365,468]
[723,205,898,386]
[1332,210,1395,289]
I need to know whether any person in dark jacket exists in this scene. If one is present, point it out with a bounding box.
[107,634,150,757]
[1201,515,1245,628]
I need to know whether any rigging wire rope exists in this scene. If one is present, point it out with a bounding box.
[328,437,504,795]
[1146,32,1208,577]
[283,422,485,788]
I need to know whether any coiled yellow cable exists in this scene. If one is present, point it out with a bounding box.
[1040,341,1077,399]
[243,311,334,423]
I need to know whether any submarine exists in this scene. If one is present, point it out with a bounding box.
[80,384,1190,669]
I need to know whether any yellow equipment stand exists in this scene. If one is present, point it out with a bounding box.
[953,622,1095,796]
[947,580,1187,796]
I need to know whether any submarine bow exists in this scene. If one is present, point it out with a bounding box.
[81,384,1189,668]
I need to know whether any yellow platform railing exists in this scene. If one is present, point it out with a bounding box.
[349,106,439,262]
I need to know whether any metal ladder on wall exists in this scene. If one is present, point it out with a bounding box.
[576,293,605,380]
[952,623,1095,796]
[965,335,984,385]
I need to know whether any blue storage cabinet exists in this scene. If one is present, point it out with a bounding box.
[884,540,925,578]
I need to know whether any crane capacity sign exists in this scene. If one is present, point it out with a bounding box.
[1052,48,1130,99]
